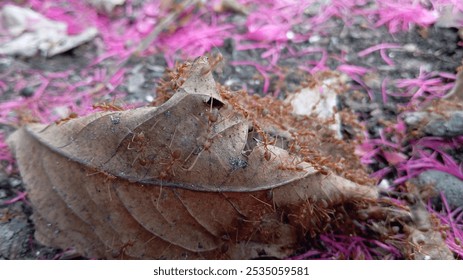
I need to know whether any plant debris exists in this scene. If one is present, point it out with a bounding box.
[0,5,98,57]
[7,56,453,259]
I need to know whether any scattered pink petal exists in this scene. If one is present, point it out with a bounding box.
[374,1,438,33]
[337,64,370,76]
[380,48,395,66]
[2,191,29,206]
[382,150,408,165]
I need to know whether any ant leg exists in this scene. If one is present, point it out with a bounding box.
[182,150,202,171]
[168,126,178,149]
[127,131,136,150]
[131,154,140,166]
[147,119,161,132]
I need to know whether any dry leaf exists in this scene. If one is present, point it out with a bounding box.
[7,56,453,259]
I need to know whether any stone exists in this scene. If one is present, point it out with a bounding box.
[415,170,463,209]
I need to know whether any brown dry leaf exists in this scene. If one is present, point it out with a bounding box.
[7,56,453,259]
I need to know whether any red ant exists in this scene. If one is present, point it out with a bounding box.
[159,128,184,179]
[181,109,221,171]
[126,130,154,167]
[277,161,305,172]
[179,93,239,173]
[93,102,124,112]
[252,122,276,161]
[201,53,224,76]
[55,112,78,125]
[112,240,134,259]
[128,131,147,152]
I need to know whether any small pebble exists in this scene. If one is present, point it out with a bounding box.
[127,72,146,94]
[415,170,463,209]
[0,189,7,199]
[286,31,295,40]
[19,87,35,98]
[309,35,320,43]
[145,95,154,102]
[403,44,418,52]
[8,178,22,188]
